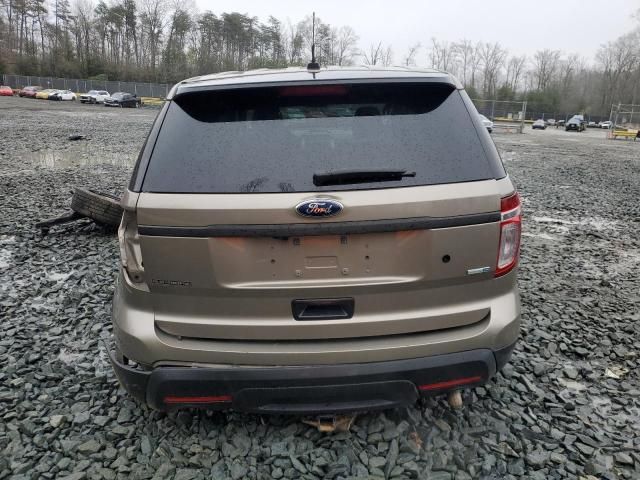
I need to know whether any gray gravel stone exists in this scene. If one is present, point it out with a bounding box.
[614,452,633,465]
[151,463,175,480]
[49,414,66,427]
[174,468,199,480]
[384,438,399,478]
[575,443,595,456]
[229,462,248,480]
[73,411,91,425]
[58,474,86,480]
[140,435,152,455]
[77,440,101,454]
[429,472,452,480]
[563,365,579,379]
[270,442,288,457]
[507,459,525,475]
[290,456,307,474]
[525,450,549,468]
[454,471,472,480]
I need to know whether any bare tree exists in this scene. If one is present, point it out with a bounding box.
[505,55,526,91]
[362,41,383,65]
[559,53,580,92]
[477,42,506,97]
[403,42,420,67]
[333,25,358,66]
[453,39,476,87]
[139,0,167,74]
[531,49,561,90]
[380,44,393,66]
[429,38,455,72]
[283,19,303,65]
[596,33,640,110]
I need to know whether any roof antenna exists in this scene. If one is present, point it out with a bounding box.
[307,12,321,74]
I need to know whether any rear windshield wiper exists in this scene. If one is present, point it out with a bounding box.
[313,169,416,187]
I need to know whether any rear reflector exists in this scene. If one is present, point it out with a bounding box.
[164,394,232,405]
[418,375,483,391]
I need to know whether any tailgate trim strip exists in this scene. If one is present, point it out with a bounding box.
[138,212,500,237]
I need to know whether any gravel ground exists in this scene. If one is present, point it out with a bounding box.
[1,96,639,480]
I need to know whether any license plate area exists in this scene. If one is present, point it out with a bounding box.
[204,231,424,287]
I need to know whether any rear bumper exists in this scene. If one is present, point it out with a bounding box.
[109,342,515,413]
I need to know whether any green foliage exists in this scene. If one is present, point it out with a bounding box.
[15,56,41,76]
[496,84,516,101]
[465,85,479,100]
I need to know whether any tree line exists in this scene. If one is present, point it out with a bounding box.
[0,1,638,116]
[0,2,359,82]
[423,33,639,118]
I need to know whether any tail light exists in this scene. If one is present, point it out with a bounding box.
[279,85,348,96]
[495,192,521,277]
[118,210,146,285]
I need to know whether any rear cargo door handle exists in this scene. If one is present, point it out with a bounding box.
[292,298,355,321]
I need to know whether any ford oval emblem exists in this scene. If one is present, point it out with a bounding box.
[295,199,343,218]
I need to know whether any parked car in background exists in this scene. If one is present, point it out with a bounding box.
[104,92,142,108]
[19,86,43,98]
[0,86,14,96]
[557,119,566,127]
[49,90,77,101]
[80,90,110,104]
[110,67,521,413]
[587,121,597,128]
[566,118,585,131]
[546,119,556,126]
[478,114,493,132]
[573,115,587,128]
[600,121,612,129]
[532,119,547,130]
[35,89,57,100]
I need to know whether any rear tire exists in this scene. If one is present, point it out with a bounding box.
[70,187,123,228]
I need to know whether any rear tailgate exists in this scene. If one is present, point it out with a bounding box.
[132,80,511,342]
[136,181,507,341]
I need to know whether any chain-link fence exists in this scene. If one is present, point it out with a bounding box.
[524,110,608,124]
[1,74,170,98]
[610,104,640,129]
[472,99,527,133]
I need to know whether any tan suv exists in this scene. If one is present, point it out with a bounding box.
[110,67,521,413]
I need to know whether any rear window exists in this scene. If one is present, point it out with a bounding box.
[142,83,499,193]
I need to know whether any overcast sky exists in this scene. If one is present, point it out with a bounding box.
[193,0,638,64]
